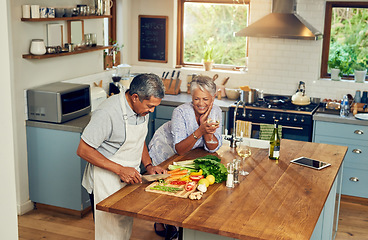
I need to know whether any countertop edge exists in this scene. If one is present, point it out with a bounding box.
[25,114,91,133]
[314,112,368,126]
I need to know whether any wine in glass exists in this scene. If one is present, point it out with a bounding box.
[237,138,251,175]
[206,117,220,144]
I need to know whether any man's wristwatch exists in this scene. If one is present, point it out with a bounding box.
[193,132,198,140]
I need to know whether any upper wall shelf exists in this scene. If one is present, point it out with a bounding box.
[23,46,111,59]
[21,15,112,22]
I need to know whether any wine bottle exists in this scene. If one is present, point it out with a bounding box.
[269,120,281,160]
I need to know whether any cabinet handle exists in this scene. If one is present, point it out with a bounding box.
[349,177,359,182]
[352,149,362,154]
[354,130,364,135]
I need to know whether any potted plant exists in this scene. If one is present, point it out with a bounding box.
[203,38,214,71]
[104,39,124,69]
[328,50,343,81]
[351,61,367,83]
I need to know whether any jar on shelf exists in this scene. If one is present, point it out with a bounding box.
[30,39,46,55]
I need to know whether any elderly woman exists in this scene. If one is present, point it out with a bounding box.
[149,74,223,165]
[148,75,223,239]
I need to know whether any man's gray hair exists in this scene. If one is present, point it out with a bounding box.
[190,75,216,96]
[128,73,165,101]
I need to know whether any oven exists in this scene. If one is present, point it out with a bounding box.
[227,99,319,142]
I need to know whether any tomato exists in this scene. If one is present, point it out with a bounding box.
[189,175,204,181]
[170,181,187,185]
[185,181,196,191]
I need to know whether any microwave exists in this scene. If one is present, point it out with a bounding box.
[27,82,91,123]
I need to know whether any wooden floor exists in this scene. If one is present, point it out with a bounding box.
[18,198,368,240]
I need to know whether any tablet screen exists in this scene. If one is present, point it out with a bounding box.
[290,157,331,170]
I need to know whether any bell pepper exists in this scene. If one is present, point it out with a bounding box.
[190,169,203,176]
[189,175,204,181]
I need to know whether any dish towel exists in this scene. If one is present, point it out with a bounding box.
[236,120,252,138]
[259,124,282,141]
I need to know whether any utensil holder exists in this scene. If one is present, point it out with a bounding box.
[163,79,181,95]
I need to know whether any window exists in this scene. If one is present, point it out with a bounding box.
[177,0,249,70]
[321,2,368,80]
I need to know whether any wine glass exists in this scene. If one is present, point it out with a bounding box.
[206,117,220,144]
[237,138,251,176]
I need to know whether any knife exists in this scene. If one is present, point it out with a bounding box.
[142,173,171,182]
[174,71,181,92]
[164,71,170,80]
[168,70,176,89]
[162,71,166,80]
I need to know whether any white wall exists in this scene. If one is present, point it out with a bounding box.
[1,0,19,238]
[11,0,109,214]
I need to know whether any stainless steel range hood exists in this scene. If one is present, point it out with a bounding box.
[236,0,323,40]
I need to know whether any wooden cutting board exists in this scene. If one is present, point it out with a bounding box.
[145,182,196,198]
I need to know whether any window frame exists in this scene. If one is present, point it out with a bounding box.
[321,1,368,80]
[176,0,250,70]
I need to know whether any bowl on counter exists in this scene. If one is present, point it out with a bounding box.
[225,88,240,100]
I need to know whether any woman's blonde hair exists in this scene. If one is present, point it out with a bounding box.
[190,75,216,96]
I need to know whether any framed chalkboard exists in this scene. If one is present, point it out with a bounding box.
[139,15,168,63]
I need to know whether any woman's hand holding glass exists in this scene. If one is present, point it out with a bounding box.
[237,138,251,176]
[206,117,220,144]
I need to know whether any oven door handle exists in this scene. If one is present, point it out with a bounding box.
[251,122,303,130]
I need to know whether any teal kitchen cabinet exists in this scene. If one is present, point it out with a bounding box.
[26,116,91,215]
[313,120,368,198]
[310,167,343,240]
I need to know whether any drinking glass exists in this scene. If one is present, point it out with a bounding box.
[237,138,251,176]
[206,116,220,144]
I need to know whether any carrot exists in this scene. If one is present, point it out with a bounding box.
[167,169,181,174]
[165,175,184,181]
[169,169,188,176]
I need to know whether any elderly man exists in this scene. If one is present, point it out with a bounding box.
[77,73,166,239]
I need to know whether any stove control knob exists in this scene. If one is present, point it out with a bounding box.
[248,113,253,118]
[294,117,297,122]
[273,115,276,119]
[286,115,290,121]
[279,116,283,120]
[301,117,305,123]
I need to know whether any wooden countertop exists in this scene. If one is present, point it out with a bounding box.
[97,139,347,240]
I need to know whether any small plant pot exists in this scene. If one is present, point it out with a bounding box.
[203,61,213,71]
[330,68,341,81]
[354,69,367,83]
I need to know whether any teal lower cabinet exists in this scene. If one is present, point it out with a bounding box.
[310,167,342,240]
[26,126,90,214]
[313,121,368,199]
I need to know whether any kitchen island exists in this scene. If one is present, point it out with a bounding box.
[97,139,347,240]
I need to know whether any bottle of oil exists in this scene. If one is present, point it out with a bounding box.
[269,120,280,160]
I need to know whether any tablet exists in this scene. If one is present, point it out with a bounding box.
[290,157,331,170]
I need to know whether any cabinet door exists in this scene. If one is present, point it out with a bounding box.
[27,126,89,211]
[342,167,368,198]
[156,105,175,119]
[314,121,368,140]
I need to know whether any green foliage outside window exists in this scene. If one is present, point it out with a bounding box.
[329,7,368,75]
[183,3,248,67]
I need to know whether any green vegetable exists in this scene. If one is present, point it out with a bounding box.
[195,155,221,162]
[194,156,227,183]
[150,185,183,193]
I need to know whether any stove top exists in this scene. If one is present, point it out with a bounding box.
[233,100,320,115]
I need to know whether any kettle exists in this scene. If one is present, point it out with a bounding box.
[292,81,310,105]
